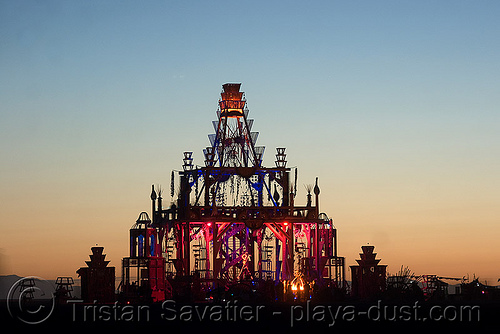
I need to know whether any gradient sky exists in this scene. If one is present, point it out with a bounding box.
[1,1,499,284]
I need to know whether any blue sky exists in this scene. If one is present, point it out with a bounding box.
[1,1,499,280]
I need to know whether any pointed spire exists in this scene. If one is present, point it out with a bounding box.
[314,177,320,195]
[151,184,157,201]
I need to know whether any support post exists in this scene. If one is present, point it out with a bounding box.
[183,222,190,275]
[205,225,211,279]
[315,222,320,279]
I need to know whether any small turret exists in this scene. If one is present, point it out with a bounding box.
[314,177,320,215]
[150,184,157,201]
[151,185,157,224]
[314,177,320,195]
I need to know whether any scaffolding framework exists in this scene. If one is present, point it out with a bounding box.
[121,83,345,302]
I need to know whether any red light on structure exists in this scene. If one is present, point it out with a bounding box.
[283,222,289,227]
[206,222,212,227]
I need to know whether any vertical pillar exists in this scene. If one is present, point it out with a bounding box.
[246,228,255,278]
[144,225,149,259]
[183,222,190,275]
[212,223,220,278]
[175,223,184,275]
[204,170,210,207]
[256,228,263,279]
[275,235,280,281]
[232,231,236,280]
[282,171,290,210]
[178,172,190,220]
[332,226,338,283]
[315,222,320,279]
[281,238,289,280]
[257,173,264,207]
[205,225,211,279]
[130,235,136,257]
[287,223,294,279]
[122,259,127,284]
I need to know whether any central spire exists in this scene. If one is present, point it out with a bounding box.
[205,83,264,168]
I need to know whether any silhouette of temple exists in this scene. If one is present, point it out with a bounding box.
[116,83,346,302]
[77,246,115,303]
[350,245,387,299]
[67,83,499,307]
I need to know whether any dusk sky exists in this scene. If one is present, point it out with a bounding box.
[1,1,499,283]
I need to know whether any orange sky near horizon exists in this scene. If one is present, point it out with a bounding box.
[1,1,499,286]
[1,155,498,284]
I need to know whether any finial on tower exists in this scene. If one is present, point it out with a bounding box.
[151,185,157,201]
[314,177,320,195]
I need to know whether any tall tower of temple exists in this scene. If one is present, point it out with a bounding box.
[76,247,115,303]
[350,245,387,299]
[205,83,264,168]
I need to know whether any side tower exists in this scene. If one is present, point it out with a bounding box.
[350,245,387,300]
[121,211,166,302]
[77,247,115,303]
